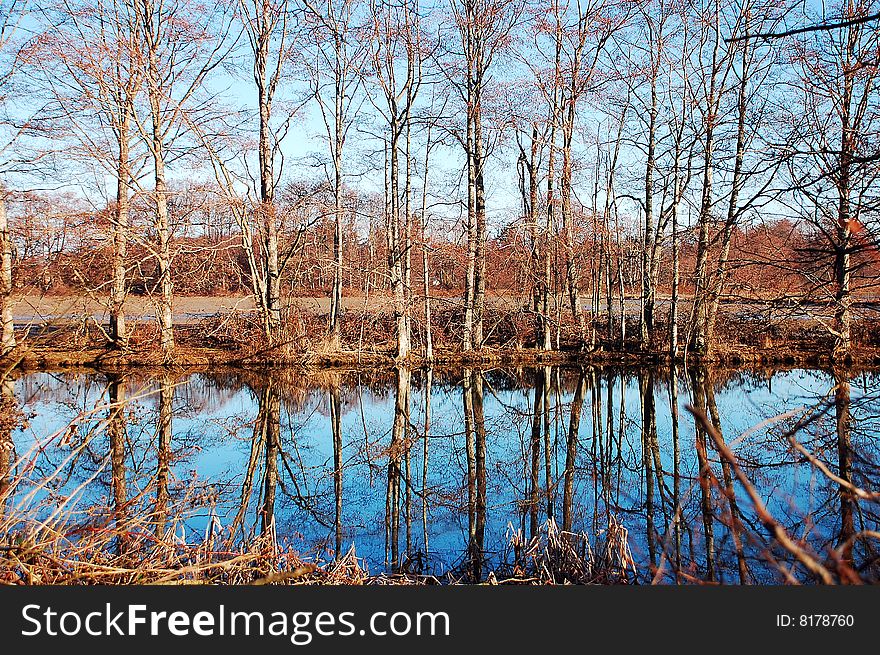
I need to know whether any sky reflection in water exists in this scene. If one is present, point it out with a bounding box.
[5,366,880,584]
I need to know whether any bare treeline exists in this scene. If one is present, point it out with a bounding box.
[0,0,879,361]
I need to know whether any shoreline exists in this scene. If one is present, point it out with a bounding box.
[5,342,880,372]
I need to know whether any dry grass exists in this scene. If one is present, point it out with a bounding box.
[0,404,630,585]
[0,510,631,586]
[501,518,635,585]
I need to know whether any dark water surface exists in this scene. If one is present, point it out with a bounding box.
[2,365,879,583]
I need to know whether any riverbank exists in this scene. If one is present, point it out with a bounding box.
[0,519,628,586]
[3,294,879,370]
[5,335,880,371]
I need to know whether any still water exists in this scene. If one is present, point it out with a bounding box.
[2,366,879,583]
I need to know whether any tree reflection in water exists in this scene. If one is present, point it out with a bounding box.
[4,365,880,584]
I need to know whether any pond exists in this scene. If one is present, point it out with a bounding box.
[1,365,878,584]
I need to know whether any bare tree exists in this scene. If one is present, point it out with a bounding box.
[365,0,426,360]
[302,0,366,349]
[36,0,144,349]
[445,0,522,351]
[783,0,880,359]
[690,0,781,355]
[240,0,295,344]
[132,0,233,360]
[550,0,626,346]
[0,0,28,355]
[0,193,12,353]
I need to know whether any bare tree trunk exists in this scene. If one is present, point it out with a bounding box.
[668,365,682,580]
[614,202,626,350]
[154,145,174,359]
[110,113,131,348]
[403,119,414,357]
[543,117,557,352]
[154,373,173,536]
[303,0,358,348]
[263,207,282,341]
[472,97,486,349]
[388,124,409,361]
[422,367,432,555]
[670,202,679,359]
[690,366,716,581]
[605,244,613,343]
[260,381,281,534]
[833,55,854,359]
[705,378,748,584]
[463,367,486,580]
[563,370,586,531]
[561,93,583,342]
[0,192,14,355]
[528,368,543,538]
[108,374,128,553]
[834,371,855,563]
[690,11,724,356]
[143,32,174,359]
[617,250,626,348]
[519,125,545,348]
[421,128,433,361]
[329,64,344,348]
[421,211,432,361]
[330,379,343,558]
[255,18,282,341]
[641,57,658,349]
[258,95,281,343]
[706,41,752,350]
[386,366,411,570]
[463,94,477,352]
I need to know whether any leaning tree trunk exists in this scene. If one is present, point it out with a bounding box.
[706,43,750,350]
[690,14,723,357]
[691,118,716,356]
